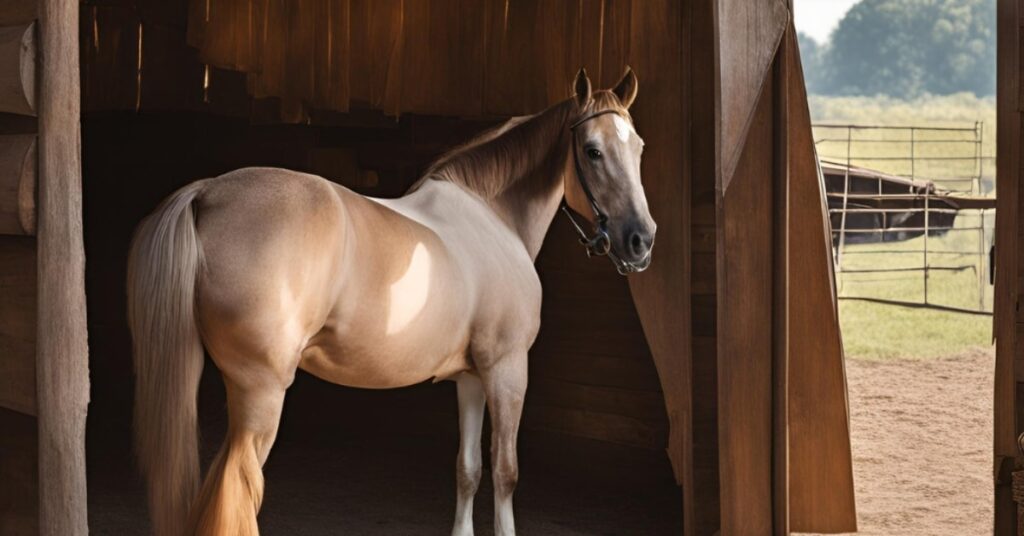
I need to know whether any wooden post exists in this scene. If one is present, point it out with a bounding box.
[36,0,89,533]
[994,0,1021,530]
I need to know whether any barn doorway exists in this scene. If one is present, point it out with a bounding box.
[795,1,996,534]
[76,0,692,526]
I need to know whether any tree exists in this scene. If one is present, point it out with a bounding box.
[815,0,995,98]
[797,31,826,94]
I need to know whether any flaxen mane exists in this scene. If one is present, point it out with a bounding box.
[412,91,631,199]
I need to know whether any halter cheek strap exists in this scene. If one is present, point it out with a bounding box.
[561,109,623,259]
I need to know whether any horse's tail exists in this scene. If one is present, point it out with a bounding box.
[127,181,206,536]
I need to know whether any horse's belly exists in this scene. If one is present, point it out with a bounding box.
[297,295,473,389]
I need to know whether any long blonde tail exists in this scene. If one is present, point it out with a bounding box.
[127,182,206,536]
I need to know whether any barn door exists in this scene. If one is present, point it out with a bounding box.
[994,0,1022,532]
[714,1,857,534]
[0,0,89,534]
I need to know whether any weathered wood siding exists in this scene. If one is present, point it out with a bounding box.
[994,0,1022,532]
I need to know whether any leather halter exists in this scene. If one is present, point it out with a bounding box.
[561,109,634,272]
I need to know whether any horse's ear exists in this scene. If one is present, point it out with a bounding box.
[612,66,638,108]
[574,68,592,108]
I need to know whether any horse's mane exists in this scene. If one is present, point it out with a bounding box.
[412,91,629,200]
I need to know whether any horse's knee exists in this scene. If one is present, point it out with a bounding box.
[492,458,518,498]
[456,451,483,496]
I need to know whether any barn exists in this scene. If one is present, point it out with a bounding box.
[0,0,861,534]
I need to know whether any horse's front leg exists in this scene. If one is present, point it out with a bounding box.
[452,372,486,536]
[479,353,528,536]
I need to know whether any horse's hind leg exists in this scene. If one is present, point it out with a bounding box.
[188,377,286,536]
[452,372,486,536]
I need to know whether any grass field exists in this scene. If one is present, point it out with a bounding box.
[810,93,996,359]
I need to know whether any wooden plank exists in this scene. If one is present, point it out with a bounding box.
[523,403,667,450]
[772,30,791,536]
[687,2,721,531]
[0,0,35,28]
[80,6,140,112]
[527,376,667,423]
[0,134,35,235]
[623,0,690,491]
[0,407,37,534]
[531,354,663,392]
[716,0,789,192]
[995,0,1021,531]
[0,23,35,116]
[783,29,857,533]
[37,0,89,533]
[716,78,775,536]
[0,236,35,416]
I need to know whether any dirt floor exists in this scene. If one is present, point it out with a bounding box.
[804,347,994,536]
[86,374,682,535]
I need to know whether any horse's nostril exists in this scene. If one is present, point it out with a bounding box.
[631,233,642,251]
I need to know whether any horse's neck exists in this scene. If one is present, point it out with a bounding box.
[486,106,573,260]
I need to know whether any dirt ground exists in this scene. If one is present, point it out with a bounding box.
[804,347,994,536]
[88,349,993,535]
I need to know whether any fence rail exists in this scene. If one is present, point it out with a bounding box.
[813,123,994,314]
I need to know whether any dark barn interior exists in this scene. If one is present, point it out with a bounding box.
[78,1,683,533]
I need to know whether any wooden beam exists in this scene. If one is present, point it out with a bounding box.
[783,28,857,533]
[0,236,35,416]
[716,80,776,536]
[716,0,789,192]
[0,134,36,235]
[36,0,89,533]
[0,23,35,116]
[994,0,1021,531]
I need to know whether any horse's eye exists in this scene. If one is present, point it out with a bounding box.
[586,148,603,160]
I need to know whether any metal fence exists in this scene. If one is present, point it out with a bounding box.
[813,123,995,315]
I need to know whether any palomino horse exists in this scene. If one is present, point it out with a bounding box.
[127,68,655,536]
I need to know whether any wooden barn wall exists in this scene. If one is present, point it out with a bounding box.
[0,3,40,532]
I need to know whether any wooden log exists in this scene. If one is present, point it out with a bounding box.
[0,23,35,116]
[0,134,36,235]
[37,0,89,533]
[0,236,36,416]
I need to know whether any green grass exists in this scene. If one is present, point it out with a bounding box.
[810,93,996,359]
[834,215,994,359]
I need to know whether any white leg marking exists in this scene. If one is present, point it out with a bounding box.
[452,373,486,536]
[481,357,527,536]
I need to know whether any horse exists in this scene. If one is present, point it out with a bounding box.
[127,67,655,536]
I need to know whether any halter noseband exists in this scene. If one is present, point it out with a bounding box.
[561,109,634,273]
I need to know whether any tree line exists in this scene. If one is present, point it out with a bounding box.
[800,0,995,98]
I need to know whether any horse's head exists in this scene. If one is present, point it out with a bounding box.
[563,67,656,275]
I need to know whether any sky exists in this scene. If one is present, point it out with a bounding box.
[793,0,859,43]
